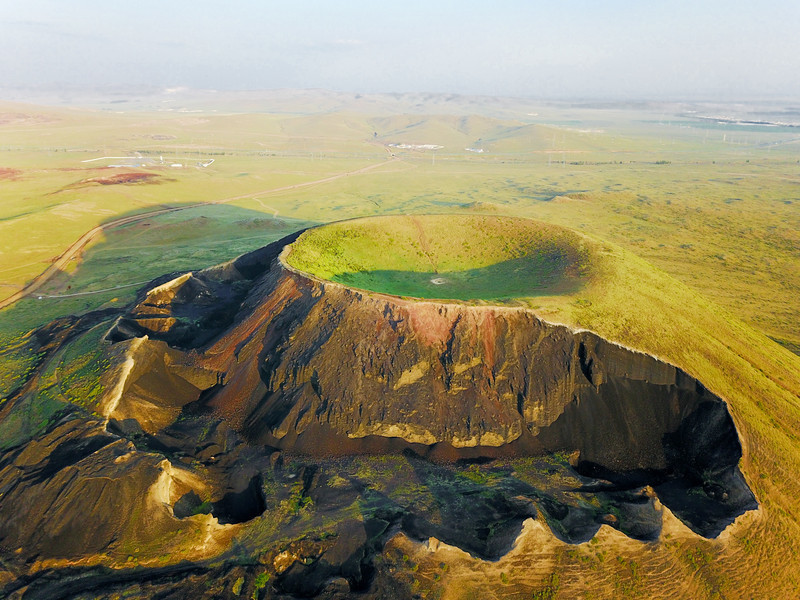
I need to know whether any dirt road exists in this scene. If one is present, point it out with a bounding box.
[0,158,397,311]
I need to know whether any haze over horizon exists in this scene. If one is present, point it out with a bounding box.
[2,0,800,101]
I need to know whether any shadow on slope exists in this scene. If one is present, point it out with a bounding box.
[330,253,582,300]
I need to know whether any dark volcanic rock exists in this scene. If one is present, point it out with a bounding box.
[106,231,756,536]
[107,231,305,349]
[0,227,759,598]
[0,418,164,558]
[275,519,379,596]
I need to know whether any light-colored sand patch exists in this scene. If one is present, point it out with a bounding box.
[99,336,146,419]
[393,361,430,389]
[348,422,438,445]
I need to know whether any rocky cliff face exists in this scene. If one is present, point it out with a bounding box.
[0,230,757,597]
[110,234,754,525]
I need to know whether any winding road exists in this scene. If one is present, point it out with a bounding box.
[0,157,398,311]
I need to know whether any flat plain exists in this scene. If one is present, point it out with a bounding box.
[1,96,797,352]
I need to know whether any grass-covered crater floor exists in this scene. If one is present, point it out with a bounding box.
[285,214,593,301]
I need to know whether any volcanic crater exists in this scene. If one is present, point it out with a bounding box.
[110,215,755,531]
[1,215,758,598]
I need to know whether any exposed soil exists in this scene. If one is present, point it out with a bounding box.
[79,172,164,186]
[0,113,56,126]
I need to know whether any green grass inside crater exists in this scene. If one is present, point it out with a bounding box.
[285,214,593,300]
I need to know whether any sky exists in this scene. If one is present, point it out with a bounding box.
[2,0,799,99]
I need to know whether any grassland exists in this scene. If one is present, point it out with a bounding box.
[1,97,798,406]
[1,100,798,351]
[1,95,799,597]
[0,100,796,362]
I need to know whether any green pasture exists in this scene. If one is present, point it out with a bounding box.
[0,205,314,345]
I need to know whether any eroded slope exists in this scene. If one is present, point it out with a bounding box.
[0,220,762,598]
[109,225,755,538]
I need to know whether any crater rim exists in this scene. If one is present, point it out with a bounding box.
[281,213,595,304]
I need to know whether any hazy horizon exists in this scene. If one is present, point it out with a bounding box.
[2,0,800,101]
